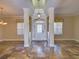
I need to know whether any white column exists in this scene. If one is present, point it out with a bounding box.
[23,8,30,47]
[48,7,54,47]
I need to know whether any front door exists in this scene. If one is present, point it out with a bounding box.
[32,19,47,40]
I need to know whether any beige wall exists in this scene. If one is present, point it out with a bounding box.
[0,16,79,41]
[55,16,74,39]
[2,16,74,40]
[3,18,17,39]
[74,16,79,40]
[0,25,3,41]
[55,15,79,41]
[0,17,23,41]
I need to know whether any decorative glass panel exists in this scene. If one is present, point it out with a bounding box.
[36,24,42,33]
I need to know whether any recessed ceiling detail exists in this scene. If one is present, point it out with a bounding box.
[32,0,46,8]
[0,0,79,16]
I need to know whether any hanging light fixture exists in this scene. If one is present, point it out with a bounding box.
[2,22,7,25]
[37,13,41,18]
[0,7,7,25]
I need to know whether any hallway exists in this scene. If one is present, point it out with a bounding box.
[0,40,79,59]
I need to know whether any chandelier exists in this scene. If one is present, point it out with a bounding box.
[0,7,7,25]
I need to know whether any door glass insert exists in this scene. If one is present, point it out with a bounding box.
[36,24,43,33]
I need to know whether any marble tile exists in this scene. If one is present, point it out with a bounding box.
[0,40,79,59]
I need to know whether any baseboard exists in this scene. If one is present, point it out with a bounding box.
[2,39,75,41]
[75,40,79,42]
[55,39,79,43]
[0,40,4,42]
[1,39,77,42]
[2,39,24,41]
[55,39,75,40]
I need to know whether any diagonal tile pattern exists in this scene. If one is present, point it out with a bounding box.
[0,40,79,59]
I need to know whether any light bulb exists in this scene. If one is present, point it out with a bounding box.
[38,14,41,17]
[2,22,7,25]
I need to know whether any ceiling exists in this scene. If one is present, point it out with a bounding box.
[0,0,79,17]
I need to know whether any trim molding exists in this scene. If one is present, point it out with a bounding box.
[55,39,75,40]
[55,39,79,43]
[2,39,24,41]
[1,39,79,42]
[75,40,79,42]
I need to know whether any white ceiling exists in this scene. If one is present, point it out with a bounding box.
[0,0,79,16]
